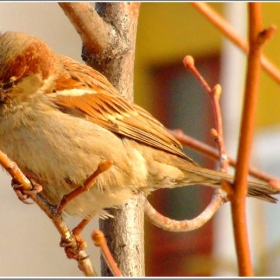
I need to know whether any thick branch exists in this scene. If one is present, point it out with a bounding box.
[59,2,143,276]
[58,3,122,56]
[59,2,140,99]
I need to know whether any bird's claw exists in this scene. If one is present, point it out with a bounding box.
[60,235,88,260]
[12,178,43,203]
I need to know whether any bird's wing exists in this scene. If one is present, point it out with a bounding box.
[56,55,121,96]
[47,55,196,164]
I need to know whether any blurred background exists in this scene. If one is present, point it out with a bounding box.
[0,2,280,276]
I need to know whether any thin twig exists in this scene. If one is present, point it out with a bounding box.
[191,2,280,84]
[0,150,31,191]
[92,230,123,277]
[145,56,228,232]
[0,151,96,276]
[168,129,280,185]
[183,56,229,172]
[210,85,228,172]
[145,189,226,232]
[31,194,97,276]
[232,3,276,276]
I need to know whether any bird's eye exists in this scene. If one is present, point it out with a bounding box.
[2,81,15,90]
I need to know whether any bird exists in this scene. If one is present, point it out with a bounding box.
[0,31,278,219]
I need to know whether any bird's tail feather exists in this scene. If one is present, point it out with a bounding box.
[183,166,279,203]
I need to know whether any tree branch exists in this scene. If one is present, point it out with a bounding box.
[168,129,280,185]
[183,56,228,172]
[59,2,119,54]
[59,2,143,276]
[145,189,226,231]
[232,3,276,276]
[145,56,228,233]
[191,2,280,85]
[60,2,140,100]
[92,230,123,277]
[0,151,96,276]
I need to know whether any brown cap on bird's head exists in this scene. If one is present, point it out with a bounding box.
[0,31,61,84]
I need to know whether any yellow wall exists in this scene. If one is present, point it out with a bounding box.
[134,3,280,128]
[258,3,280,127]
[134,3,224,112]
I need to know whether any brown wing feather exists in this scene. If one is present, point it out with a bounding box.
[49,55,197,164]
[57,55,120,96]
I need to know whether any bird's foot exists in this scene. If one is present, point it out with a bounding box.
[59,219,91,260]
[12,178,43,204]
[60,230,88,260]
[55,159,113,215]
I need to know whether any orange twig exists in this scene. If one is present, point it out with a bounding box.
[168,129,280,185]
[183,56,228,172]
[92,230,123,277]
[0,150,96,276]
[145,189,226,232]
[191,2,280,84]
[145,56,229,232]
[232,3,276,276]
[210,85,227,171]
[0,151,31,191]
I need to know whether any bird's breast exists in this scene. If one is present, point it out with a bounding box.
[0,104,148,217]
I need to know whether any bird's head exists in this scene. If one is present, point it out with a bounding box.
[0,31,62,106]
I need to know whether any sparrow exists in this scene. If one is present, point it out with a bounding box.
[0,31,278,219]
